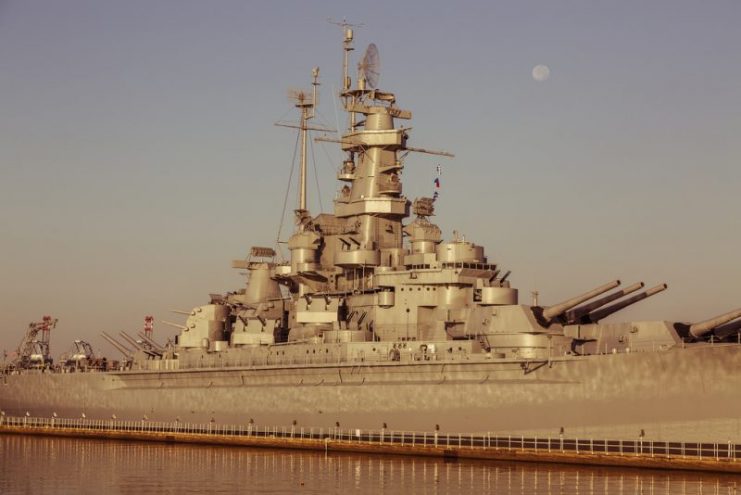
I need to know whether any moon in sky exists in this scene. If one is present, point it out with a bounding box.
[532,64,550,82]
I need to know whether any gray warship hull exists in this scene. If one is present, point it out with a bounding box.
[3,344,739,443]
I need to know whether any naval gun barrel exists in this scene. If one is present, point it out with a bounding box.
[119,331,161,357]
[101,332,132,358]
[137,332,165,352]
[162,320,187,330]
[689,308,741,339]
[541,280,621,323]
[118,331,144,351]
[566,282,645,324]
[713,318,741,340]
[587,283,667,323]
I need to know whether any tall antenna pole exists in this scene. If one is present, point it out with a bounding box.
[343,27,353,93]
[328,18,360,94]
[299,100,308,212]
[298,68,320,213]
[329,18,361,133]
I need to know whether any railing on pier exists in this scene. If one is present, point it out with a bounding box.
[1,415,739,462]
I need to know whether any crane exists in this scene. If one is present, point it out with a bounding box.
[14,316,57,369]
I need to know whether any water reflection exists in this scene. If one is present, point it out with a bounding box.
[1,435,738,494]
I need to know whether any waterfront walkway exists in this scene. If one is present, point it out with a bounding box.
[1,415,739,474]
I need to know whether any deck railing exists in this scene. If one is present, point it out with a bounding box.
[1,415,738,462]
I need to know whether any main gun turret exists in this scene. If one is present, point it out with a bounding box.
[565,282,645,324]
[585,283,668,323]
[538,280,620,326]
[680,308,741,340]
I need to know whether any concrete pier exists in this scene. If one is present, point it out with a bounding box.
[1,417,739,474]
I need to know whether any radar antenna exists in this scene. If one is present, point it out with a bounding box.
[328,18,364,92]
[327,17,364,30]
[357,43,380,90]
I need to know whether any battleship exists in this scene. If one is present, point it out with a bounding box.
[1,28,740,446]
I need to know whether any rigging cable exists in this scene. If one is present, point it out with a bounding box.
[274,131,301,261]
[309,135,324,213]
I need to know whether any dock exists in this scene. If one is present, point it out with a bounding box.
[1,415,739,474]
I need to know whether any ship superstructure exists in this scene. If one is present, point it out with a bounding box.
[161,27,740,366]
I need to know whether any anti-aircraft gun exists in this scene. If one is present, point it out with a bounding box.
[13,316,57,370]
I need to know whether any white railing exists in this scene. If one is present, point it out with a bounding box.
[1,415,738,462]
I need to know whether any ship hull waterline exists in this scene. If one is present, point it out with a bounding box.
[2,344,740,444]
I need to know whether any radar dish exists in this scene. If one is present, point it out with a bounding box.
[358,43,380,89]
[287,88,312,106]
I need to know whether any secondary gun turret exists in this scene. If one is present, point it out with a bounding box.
[538,280,620,326]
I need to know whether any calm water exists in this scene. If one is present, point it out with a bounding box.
[1,435,739,494]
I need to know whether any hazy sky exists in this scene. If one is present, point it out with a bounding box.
[1,0,739,356]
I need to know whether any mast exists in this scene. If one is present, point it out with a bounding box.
[276,68,327,299]
[296,68,319,215]
[331,20,357,132]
